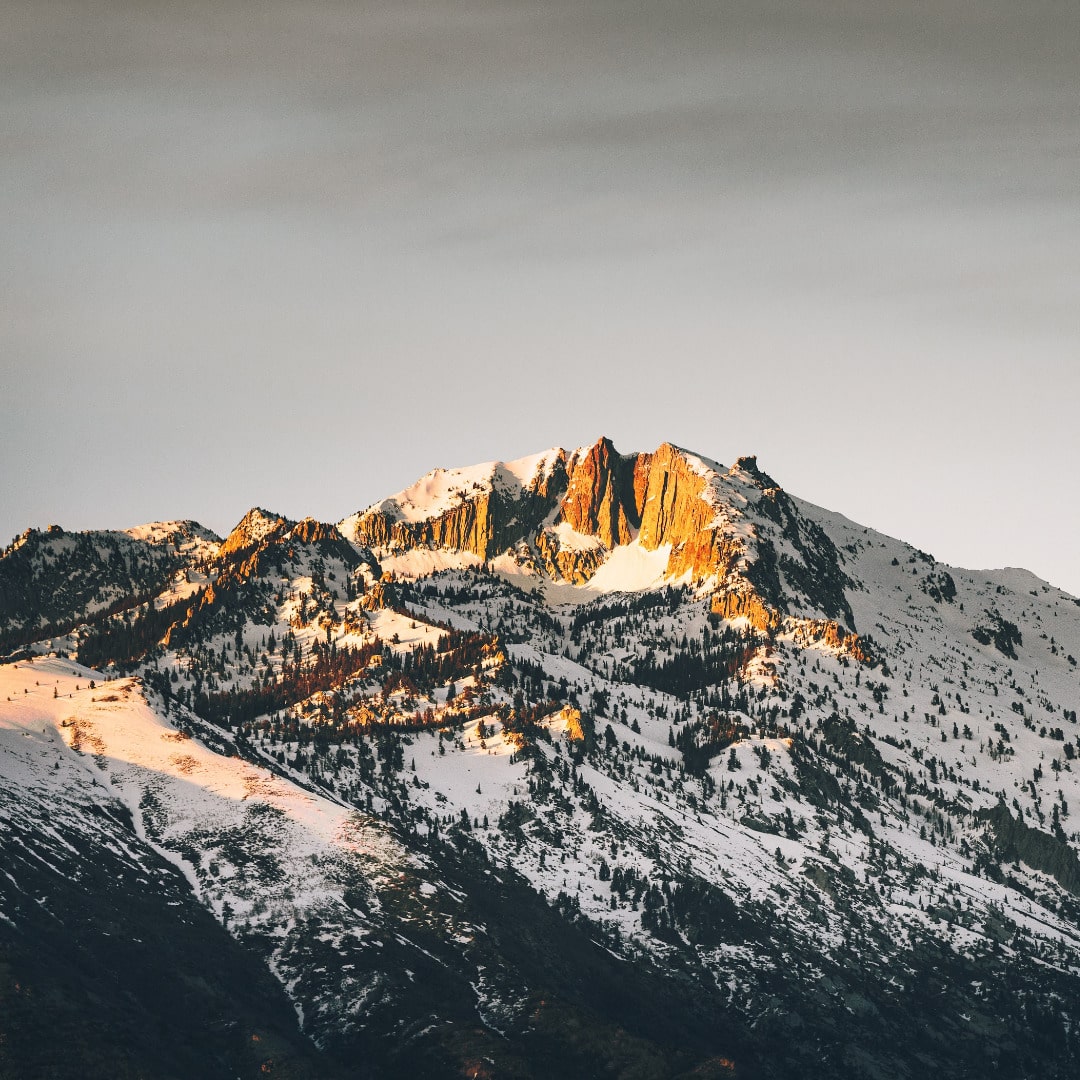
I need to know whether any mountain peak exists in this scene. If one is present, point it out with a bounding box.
[337,440,858,636]
[731,453,778,489]
[562,436,641,549]
[123,520,222,549]
[219,507,290,557]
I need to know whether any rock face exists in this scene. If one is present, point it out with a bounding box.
[361,493,498,557]
[534,529,607,584]
[348,466,556,562]
[217,512,360,580]
[637,443,746,583]
[344,437,857,632]
[710,589,782,634]
[560,437,641,548]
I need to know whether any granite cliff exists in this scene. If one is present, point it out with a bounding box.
[344,437,857,635]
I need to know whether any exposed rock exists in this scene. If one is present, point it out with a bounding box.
[732,454,779,488]
[353,487,536,563]
[534,529,607,584]
[562,706,586,742]
[360,580,397,611]
[792,620,872,663]
[218,508,290,560]
[560,436,641,548]
[346,438,859,630]
[980,800,1080,894]
[637,443,712,553]
[710,590,782,634]
[972,610,1023,659]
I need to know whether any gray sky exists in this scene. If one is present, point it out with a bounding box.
[3,0,1078,593]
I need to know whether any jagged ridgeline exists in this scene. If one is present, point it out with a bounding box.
[3,437,1080,1079]
[344,438,857,628]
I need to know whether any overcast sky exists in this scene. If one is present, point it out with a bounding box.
[2,0,1078,593]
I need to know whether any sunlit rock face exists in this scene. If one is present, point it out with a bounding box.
[342,438,856,639]
[559,436,640,549]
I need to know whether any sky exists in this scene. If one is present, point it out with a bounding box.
[2,0,1078,594]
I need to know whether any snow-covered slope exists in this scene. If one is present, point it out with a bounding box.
[1,657,734,1077]
[0,660,407,1030]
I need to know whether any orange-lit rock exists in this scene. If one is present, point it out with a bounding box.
[560,436,639,548]
[796,619,872,663]
[561,705,586,741]
[710,590,782,633]
[360,581,396,611]
[218,508,288,560]
[353,490,502,559]
[347,438,855,631]
[534,529,607,584]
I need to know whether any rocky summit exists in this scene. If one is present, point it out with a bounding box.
[2,438,1080,1079]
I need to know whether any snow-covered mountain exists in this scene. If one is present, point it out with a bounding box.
[3,438,1080,1079]
[342,440,854,622]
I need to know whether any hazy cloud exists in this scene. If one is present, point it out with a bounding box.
[2,0,1078,590]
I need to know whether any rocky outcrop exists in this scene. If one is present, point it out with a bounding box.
[637,443,710,551]
[709,593,871,662]
[371,492,497,557]
[217,513,360,581]
[345,438,858,631]
[560,437,641,548]
[791,619,872,663]
[710,590,783,634]
[558,440,743,581]
[360,579,397,611]
[217,508,290,561]
[534,529,607,584]
[284,519,361,570]
[352,482,558,563]
[557,441,756,585]
[561,706,586,742]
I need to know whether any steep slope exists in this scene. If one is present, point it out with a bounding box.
[0,658,338,1080]
[1,659,752,1078]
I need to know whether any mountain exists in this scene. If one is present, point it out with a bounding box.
[0,520,218,653]
[3,437,1080,1079]
[342,440,853,623]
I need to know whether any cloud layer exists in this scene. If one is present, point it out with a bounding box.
[2,1,1078,590]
